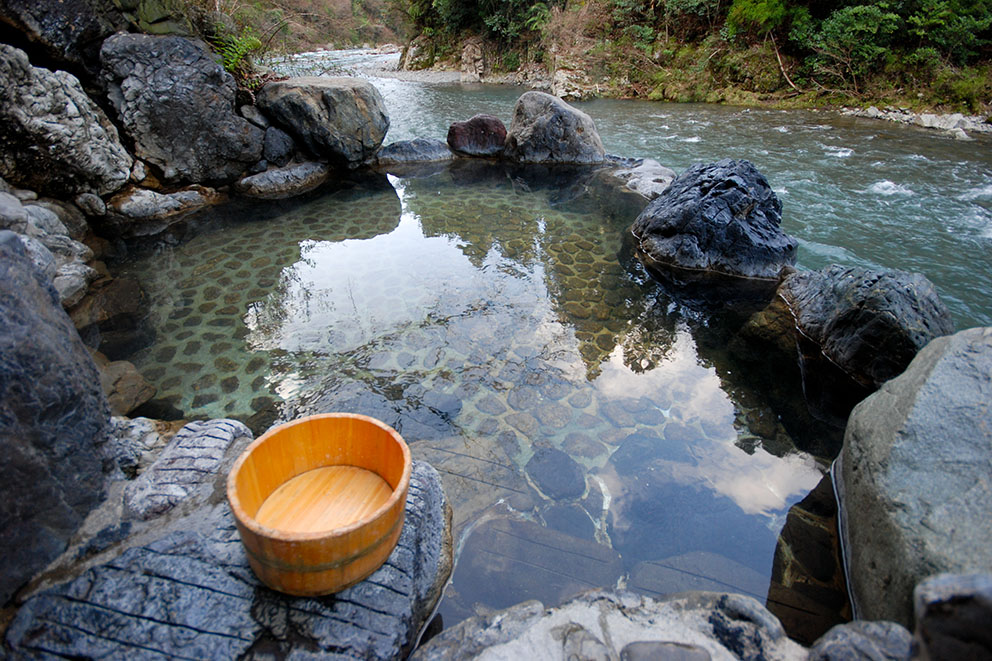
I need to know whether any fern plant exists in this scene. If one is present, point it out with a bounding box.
[212,25,264,88]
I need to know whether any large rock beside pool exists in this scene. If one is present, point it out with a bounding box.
[838,327,992,626]
[0,44,132,196]
[0,0,130,82]
[0,232,111,604]
[6,459,453,660]
[779,265,954,389]
[447,114,506,157]
[503,91,606,165]
[412,589,806,660]
[256,77,390,168]
[100,33,264,186]
[631,159,797,281]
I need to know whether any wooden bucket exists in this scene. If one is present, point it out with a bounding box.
[227,413,411,596]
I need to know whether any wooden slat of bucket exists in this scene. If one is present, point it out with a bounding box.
[254,465,392,534]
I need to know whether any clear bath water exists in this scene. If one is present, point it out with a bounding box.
[113,51,991,637]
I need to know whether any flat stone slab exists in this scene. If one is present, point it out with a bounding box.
[5,461,452,660]
[449,517,622,612]
[629,551,770,603]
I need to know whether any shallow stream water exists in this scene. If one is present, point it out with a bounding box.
[113,50,992,639]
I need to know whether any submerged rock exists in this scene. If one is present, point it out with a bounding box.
[101,33,264,186]
[838,327,992,626]
[6,460,452,660]
[0,44,132,196]
[0,232,111,604]
[447,114,507,157]
[256,76,390,167]
[608,157,677,199]
[503,91,606,165]
[412,589,806,660]
[376,138,454,170]
[631,159,796,281]
[91,350,156,417]
[233,161,331,199]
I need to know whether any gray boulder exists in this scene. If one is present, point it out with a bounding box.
[412,589,806,660]
[780,265,954,389]
[233,161,331,199]
[0,231,111,604]
[914,573,992,660]
[447,114,506,157]
[0,44,132,196]
[377,138,454,165]
[100,33,264,186]
[609,157,677,199]
[256,76,390,167]
[631,159,797,280]
[0,0,130,82]
[838,327,992,626]
[808,621,913,660]
[6,460,452,660]
[503,91,606,164]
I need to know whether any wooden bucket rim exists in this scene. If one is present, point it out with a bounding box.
[227,412,412,542]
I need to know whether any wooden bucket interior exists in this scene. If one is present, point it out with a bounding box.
[232,414,408,530]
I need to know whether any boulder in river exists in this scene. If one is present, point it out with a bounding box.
[838,327,992,626]
[233,161,331,199]
[100,33,264,186]
[447,114,506,157]
[256,76,390,168]
[0,231,111,604]
[631,158,797,281]
[0,44,132,197]
[503,91,606,165]
[101,185,226,238]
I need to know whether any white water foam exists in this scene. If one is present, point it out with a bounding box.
[774,126,790,133]
[681,136,702,143]
[868,180,914,196]
[957,184,992,202]
[820,143,853,157]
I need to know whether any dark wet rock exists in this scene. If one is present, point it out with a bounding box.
[503,91,606,165]
[839,327,992,625]
[239,103,269,128]
[377,138,454,166]
[446,517,622,616]
[0,233,110,604]
[914,573,992,661]
[0,0,130,83]
[101,33,264,186]
[6,460,452,661]
[631,159,796,281]
[262,126,295,167]
[447,114,507,157]
[69,275,144,340]
[233,161,331,199]
[526,447,585,500]
[0,44,132,197]
[808,621,912,661]
[101,185,225,237]
[123,419,249,520]
[412,589,805,660]
[777,265,953,390]
[256,76,389,167]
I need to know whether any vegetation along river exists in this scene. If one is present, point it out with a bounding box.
[112,50,992,640]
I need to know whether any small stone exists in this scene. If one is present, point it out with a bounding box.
[526,447,585,500]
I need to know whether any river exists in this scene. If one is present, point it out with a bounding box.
[113,49,991,641]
